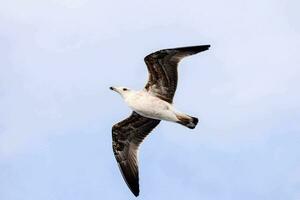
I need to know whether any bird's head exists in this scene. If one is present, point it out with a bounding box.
[110,86,131,98]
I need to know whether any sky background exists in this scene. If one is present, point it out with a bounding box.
[1,0,300,199]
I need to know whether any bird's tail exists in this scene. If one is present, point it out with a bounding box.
[175,113,199,129]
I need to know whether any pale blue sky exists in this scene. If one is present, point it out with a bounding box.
[1,0,300,199]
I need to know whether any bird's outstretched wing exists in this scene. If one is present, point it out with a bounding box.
[112,112,160,197]
[144,45,210,103]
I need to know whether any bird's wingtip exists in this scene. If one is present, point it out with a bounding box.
[129,182,140,197]
[197,44,211,50]
[132,189,139,197]
[174,45,211,54]
[127,183,139,197]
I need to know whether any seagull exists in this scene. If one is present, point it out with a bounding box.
[110,45,210,196]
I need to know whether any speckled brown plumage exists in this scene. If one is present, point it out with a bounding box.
[112,112,160,196]
[144,45,210,103]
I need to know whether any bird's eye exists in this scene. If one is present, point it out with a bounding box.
[123,88,128,91]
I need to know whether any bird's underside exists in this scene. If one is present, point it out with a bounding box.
[111,45,210,196]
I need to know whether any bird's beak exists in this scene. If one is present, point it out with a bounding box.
[110,86,115,91]
[110,86,120,94]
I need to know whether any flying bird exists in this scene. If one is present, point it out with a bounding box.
[110,45,210,196]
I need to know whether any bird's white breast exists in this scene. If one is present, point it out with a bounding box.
[123,91,177,121]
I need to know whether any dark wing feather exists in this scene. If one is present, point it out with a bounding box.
[144,45,210,103]
[112,112,160,196]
